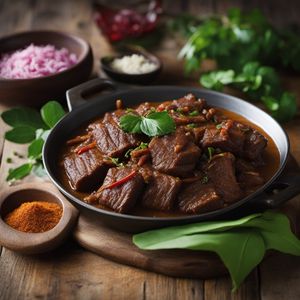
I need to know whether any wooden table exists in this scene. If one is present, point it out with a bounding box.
[1,1,300,299]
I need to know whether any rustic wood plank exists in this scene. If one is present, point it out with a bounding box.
[0,240,204,300]
[260,254,300,300]
[204,270,260,300]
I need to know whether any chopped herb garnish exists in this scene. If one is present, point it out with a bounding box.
[207,147,215,160]
[201,175,209,184]
[216,123,223,130]
[189,110,199,116]
[126,108,134,113]
[187,123,197,128]
[6,158,12,163]
[108,157,124,167]
[125,142,149,158]
[239,127,250,132]
[212,115,219,123]
[175,108,185,117]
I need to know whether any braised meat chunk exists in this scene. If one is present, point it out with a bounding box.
[63,148,111,192]
[206,152,242,203]
[85,167,145,213]
[157,94,206,113]
[142,171,181,211]
[200,120,267,160]
[178,181,223,214]
[89,112,141,157]
[243,129,268,160]
[235,158,265,189]
[201,120,246,154]
[149,128,201,177]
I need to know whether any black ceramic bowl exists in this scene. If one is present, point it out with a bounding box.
[43,78,300,233]
[101,52,162,84]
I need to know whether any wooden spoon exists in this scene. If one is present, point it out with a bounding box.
[0,182,78,254]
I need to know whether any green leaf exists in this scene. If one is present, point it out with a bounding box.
[272,93,297,122]
[5,126,36,144]
[1,107,47,129]
[125,142,148,158]
[134,229,265,291]
[40,101,65,128]
[133,211,300,291]
[120,111,176,137]
[140,111,176,137]
[245,211,300,255]
[207,147,215,160]
[133,213,261,249]
[6,163,33,181]
[32,163,47,178]
[261,96,279,111]
[119,114,143,134]
[200,70,235,90]
[28,138,44,159]
[212,230,265,291]
[35,129,51,141]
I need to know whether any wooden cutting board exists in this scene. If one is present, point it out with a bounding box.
[73,156,300,279]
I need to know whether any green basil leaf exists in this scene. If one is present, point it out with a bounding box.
[1,108,47,129]
[6,163,33,181]
[200,70,235,90]
[41,101,65,128]
[119,114,143,134]
[32,163,48,178]
[5,126,36,144]
[140,111,176,137]
[28,138,44,159]
[272,92,297,122]
[35,129,51,141]
[261,96,279,111]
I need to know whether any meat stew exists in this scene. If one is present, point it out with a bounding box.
[59,94,279,217]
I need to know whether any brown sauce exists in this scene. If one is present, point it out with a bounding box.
[58,101,280,218]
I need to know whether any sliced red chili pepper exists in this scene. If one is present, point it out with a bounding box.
[98,170,137,192]
[76,141,97,155]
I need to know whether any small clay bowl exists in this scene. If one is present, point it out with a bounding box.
[0,30,93,107]
[101,52,162,85]
[0,183,78,254]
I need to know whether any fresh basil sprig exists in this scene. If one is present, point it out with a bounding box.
[200,62,297,121]
[120,111,176,137]
[176,8,299,122]
[1,101,65,181]
[133,211,300,291]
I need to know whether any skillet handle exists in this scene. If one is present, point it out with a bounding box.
[66,78,126,112]
[256,173,300,209]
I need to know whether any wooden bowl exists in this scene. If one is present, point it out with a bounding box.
[0,183,79,254]
[0,30,93,107]
[101,51,162,84]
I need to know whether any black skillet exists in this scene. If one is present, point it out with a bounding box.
[43,78,300,233]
